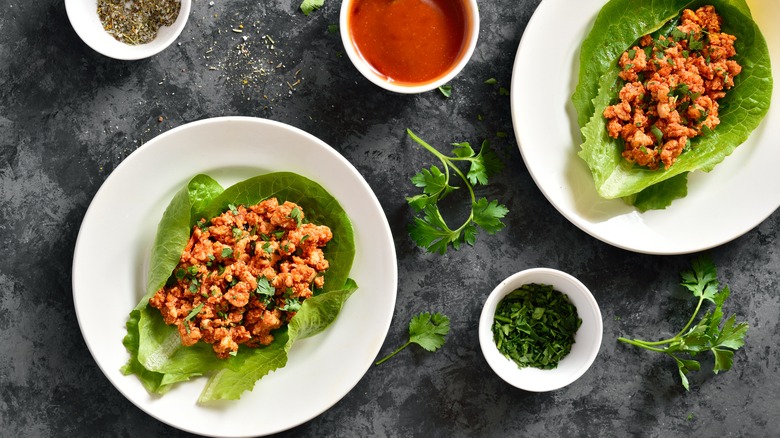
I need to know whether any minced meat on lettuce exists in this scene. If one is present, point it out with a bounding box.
[572,0,772,211]
[121,172,357,402]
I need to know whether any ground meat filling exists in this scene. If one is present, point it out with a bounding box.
[148,198,333,359]
[603,6,741,170]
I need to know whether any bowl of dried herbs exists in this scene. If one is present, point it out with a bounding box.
[478,268,602,392]
[66,0,191,60]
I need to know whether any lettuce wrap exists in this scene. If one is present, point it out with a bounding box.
[121,172,357,402]
[572,0,772,211]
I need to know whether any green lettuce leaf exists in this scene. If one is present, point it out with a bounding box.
[572,0,773,205]
[198,279,358,402]
[122,172,357,402]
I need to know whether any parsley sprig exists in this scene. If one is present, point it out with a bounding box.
[405,129,508,254]
[618,256,749,390]
[375,312,450,365]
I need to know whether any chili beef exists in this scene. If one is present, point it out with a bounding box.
[603,6,741,170]
[148,198,333,359]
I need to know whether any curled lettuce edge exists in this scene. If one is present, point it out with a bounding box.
[121,172,358,402]
[572,0,773,207]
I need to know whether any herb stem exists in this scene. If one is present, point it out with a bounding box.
[406,128,477,235]
[375,340,411,365]
[617,337,668,352]
[632,294,706,346]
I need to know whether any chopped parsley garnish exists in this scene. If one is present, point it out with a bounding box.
[438,85,452,98]
[256,277,274,296]
[232,227,243,239]
[289,207,302,226]
[280,298,302,312]
[221,247,233,258]
[492,284,581,369]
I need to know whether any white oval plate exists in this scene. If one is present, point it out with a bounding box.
[72,117,398,437]
[511,0,779,255]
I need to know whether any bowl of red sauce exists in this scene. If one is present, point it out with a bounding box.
[340,0,479,93]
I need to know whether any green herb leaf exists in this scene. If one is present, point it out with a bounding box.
[185,303,204,322]
[255,277,274,296]
[438,85,452,98]
[484,78,498,85]
[327,24,338,34]
[375,312,450,365]
[617,256,749,390]
[471,198,508,234]
[300,0,325,16]
[405,130,509,254]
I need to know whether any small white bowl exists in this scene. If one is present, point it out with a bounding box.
[479,268,603,392]
[65,0,191,60]
[339,0,479,94]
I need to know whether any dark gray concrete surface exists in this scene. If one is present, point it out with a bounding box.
[1,0,778,437]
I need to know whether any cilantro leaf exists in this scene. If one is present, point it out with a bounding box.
[680,256,719,303]
[405,129,509,254]
[300,0,324,16]
[408,205,461,255]
[375,312,450,365]
[618,256,749,390]
[451,141,475,158]
[411,166,455,197]
[409,312,450,351]
[438,85,452,98]
[472,198,509,234]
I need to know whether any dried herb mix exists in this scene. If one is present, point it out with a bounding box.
[492,283,581,369]
[97,0,181,45]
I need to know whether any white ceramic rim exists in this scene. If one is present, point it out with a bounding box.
[478,268,603,392]
[71,117,398,436]
[65,0,191,60]
[510,0,780,255]
[339,0,480,94]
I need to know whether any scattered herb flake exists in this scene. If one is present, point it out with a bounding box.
[300,0,325,16]
[438,85,452,98]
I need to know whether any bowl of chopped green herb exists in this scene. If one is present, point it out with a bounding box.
[479,268,602,392]
[65,0,191,60]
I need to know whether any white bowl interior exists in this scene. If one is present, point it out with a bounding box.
[478,268,603,392]
[65,0,191,60]
[339,0,480,94]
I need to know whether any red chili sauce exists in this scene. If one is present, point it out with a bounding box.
[348,0,468,85]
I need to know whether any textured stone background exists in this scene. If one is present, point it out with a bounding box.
[1,0,778,437]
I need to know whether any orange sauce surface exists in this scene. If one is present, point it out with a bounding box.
[348,0,468,85]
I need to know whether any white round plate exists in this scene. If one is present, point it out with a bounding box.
[511,0,779,255]
[72,117,398,436]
